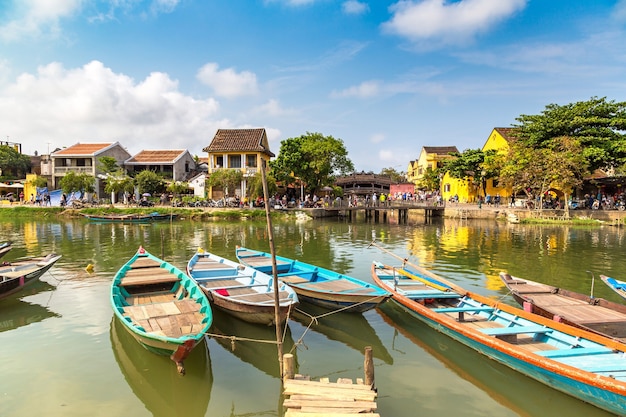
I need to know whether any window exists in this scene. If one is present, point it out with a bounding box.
[215,156,223,168]
[228,155,242,168]
[246,154,257,168]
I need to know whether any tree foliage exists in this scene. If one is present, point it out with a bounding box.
[207,169,244,196]
[513,96,626,172]
[246,171,277,199]
[97,156,119,174]
[104,175,134,196]
[379,167,406,183]
[0,145,31,179]
[167,181,191,195]
[59,172,95,195]
[443,149,497,196]
[415,167,441,191]
[134,170,165,195]
[270,132,354,195]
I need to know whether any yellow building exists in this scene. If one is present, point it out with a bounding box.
[441,128,516,203]
[407,146,458,189]
[203,128,275,200]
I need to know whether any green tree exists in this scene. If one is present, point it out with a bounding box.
[59,172,95,196]
[0,145,31,178]
[379,167,407,183]
[97,156,119,174]
[270,132,354,195]
[27,175,47,188]
[246,171,277,200]
[134,170,165,195]
[443,149,497,197]
[513,97,626,173]
[207,169,244,196]
[415,167,441,191]
[167,181,191,196]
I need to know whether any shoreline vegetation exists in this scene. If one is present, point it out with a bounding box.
[0,203,623,226]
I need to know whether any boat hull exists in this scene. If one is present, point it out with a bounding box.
[372,263,626,416]
[0,255,62,300]
[294,289,389,313]
[209,292,292,325]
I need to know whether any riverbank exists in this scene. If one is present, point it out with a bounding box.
[1,202,624,225]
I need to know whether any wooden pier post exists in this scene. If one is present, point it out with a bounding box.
[283,353,295,382]
[364,346,374,389]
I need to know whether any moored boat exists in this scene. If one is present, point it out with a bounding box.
[601,275,626,301]
[0,253,62,300]
[110,246,212,374]
[236,246,391,313]
[81,212,178,223]
[372,260,626,415]
[187,249,298,326]
[0,241,13,259]
[500,272,626,342]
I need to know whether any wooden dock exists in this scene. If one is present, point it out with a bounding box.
[282,347,380,416]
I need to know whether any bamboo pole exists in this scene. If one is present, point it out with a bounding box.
[260,159,284,377]
[283,353,295,382]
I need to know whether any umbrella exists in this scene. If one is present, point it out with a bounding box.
[5,192,13,196]
[321,186,333,192]
[142,193,151,197]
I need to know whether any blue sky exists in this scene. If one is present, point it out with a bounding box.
[1,0,625,173]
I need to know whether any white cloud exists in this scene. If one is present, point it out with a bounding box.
[197,63,259,98]
[254,99,294,117]
[0,60,226,155]
[331,80,380,98]
[370,133,385,144]
[342,1,370,15]
[0,0,81,42]
[382,0,527,46]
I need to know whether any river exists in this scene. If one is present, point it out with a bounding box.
[1,212,624,416]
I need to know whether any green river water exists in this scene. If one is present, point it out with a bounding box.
[1,212,625,417]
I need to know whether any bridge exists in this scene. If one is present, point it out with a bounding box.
[308,201,446,222]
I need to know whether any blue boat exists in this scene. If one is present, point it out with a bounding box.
[236,246,391,313]
[601,275,626,301]
[110,246,212,374]
[371,260,626,415]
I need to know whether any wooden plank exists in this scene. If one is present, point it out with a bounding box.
[283,398,376,410]
[284,379,373,391]
[285,412,379,417]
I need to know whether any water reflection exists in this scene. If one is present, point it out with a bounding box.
[110,317,212,417]
[291,303,393,365]
[0,280,58,332]
[210,308,296,378]
[377,303,614,417]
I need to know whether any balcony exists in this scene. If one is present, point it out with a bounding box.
[54,166,94,175]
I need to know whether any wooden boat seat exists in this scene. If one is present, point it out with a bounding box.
[482,325,552,342]
[535,346,614,358]
[200,278,245,289]
[129,257,163,269]
[279,275,310,284]
[119,271,179,287]
[434,306,495,322]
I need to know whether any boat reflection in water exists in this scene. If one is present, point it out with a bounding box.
[110,317,212,417]
[291,302,393,365]
[210,308,297,378]
[377,303,612,417]
[0,280,58,333]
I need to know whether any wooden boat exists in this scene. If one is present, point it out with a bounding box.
[0,241,12,259]
[110,246,213,374]
[187,249,298,326]
[81,212,178,223]
[110,317,212,417]
[601,275,626,301]
[500,272,626,342]
[371,260,626,415]
[235,247,391,313]
[0,253,62,300]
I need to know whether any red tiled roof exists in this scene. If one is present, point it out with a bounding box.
[203,128,275,157]
[126,150,186,164]
[52,143,115,156]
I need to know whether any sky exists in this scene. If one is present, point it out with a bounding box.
[1,0,626,173]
